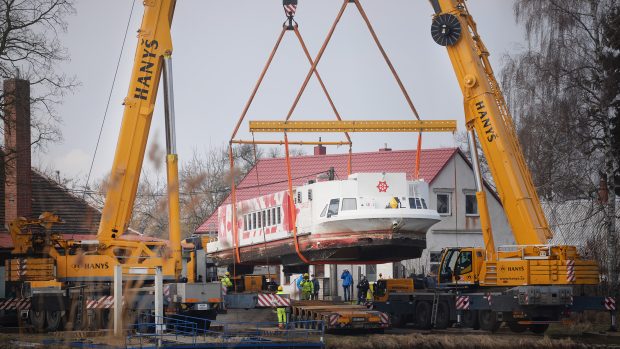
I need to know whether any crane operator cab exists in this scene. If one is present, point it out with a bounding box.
[438,247,483,287]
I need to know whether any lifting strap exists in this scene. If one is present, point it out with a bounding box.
[284,133,311,264]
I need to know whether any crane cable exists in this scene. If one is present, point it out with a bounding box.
[83,0,137,199]
[283,0,425,178]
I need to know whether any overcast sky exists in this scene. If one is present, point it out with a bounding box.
[36,0,525,183]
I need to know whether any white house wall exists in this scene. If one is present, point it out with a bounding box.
[410,152,514,275]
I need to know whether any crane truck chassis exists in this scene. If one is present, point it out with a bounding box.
[372,278,616,333]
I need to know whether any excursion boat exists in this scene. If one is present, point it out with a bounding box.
[206,173,441,269]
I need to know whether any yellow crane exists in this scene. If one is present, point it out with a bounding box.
[5,0,221,332]
[429,0,599,288]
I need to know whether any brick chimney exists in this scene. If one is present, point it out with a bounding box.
[4,79,32,223]
[314,137,326,156]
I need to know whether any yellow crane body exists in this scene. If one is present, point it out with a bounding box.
[432,0,599,287]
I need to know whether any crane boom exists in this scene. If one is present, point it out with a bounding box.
[432,0,552,245]
[97,0,175,242]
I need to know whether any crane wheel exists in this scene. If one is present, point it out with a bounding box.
[434,302,451,329]
[461,310,479,330]
[529,319,549,334]
[29,310,46,332]
[391,313,406,328]
[415,301,432,330]
[507,321,527,333]
[478,310,500,332]
[46,311,63,332]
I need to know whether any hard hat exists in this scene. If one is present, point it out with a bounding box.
[225,272,230,276]
[278,285,283,291]
[304,273,309,278]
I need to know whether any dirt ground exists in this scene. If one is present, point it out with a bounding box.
[1,319,619,349]
[325,323,620,349]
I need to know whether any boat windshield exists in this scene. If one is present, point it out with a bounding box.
[408,197,428,209]
[327,199,340,217]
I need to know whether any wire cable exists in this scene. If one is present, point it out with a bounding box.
[83,0,137,198]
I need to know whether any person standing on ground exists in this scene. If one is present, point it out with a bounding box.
[300,273,314,300]
[357,275,370,304]
[341,269,353,302]
[311,274,320,300]
[221,271,233,292]
[276,285,287,329]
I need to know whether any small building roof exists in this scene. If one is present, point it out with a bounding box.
[196,147,460,233]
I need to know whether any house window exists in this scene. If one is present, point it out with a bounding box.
[267,210,271,226]
[436,193,451,215]
[262,211,267,227]
[244,215,248,231]
[308,189,313,201]
[257,211,262,228]
[429,251,442,263]
[297,191,302,203]
[277,207,281,224]
[314,264,325,277]
[341,198,357,211]
[252,213,257,229]
[465,193,478,216]
[366,264,377,282]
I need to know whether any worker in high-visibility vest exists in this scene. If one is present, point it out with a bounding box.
[221,271,233,292]
[367,282,374,301]
[300,273,314,300]
[276,285,287,329]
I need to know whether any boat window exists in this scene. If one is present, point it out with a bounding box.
[297,191,302,204]
[327,199,340,217]
[421,198,428,209]
[277,207,281,224]
[320,204,328,217]
[409,198,423,209]
[308,189,313,201]
[342,198,357,211]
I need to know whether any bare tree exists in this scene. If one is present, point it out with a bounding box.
[501,0,620,291]
[0,0,76,155]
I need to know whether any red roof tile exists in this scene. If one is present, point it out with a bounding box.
[196,147,458,233]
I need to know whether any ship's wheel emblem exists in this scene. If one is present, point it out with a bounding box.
[377,180,389,192]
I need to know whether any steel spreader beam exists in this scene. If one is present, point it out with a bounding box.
[249,120,457,133]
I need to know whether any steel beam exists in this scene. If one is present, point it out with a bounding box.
[249,120,457,133]
[231,139,351,146]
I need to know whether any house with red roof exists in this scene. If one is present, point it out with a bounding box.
[197,143,514,299]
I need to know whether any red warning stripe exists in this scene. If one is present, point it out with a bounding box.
[605,297,616,311]
[455,296,470,310]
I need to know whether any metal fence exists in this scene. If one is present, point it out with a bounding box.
[126,313,325,348]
